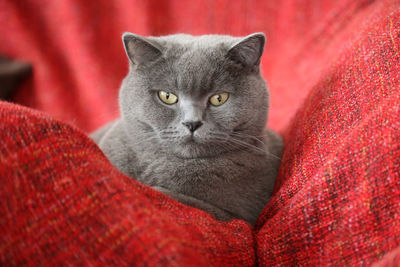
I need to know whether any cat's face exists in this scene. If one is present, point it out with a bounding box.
[119,33,269,158]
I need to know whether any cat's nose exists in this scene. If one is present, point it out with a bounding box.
[182,121,203,132]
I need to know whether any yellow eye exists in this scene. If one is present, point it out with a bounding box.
[209,93,229,106]
[158,91,178,105]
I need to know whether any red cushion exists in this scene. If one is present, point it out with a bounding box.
[255,1,400,265]
[0,102,255,265]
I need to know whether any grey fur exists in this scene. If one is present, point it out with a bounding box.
[92,32,283,224]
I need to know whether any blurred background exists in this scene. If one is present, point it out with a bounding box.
[0,0,371,132]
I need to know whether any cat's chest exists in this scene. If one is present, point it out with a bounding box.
[134,150,266,191]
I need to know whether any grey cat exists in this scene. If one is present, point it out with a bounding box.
[91,32,283,224]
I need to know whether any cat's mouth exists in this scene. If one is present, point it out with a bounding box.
[183,134,199,143]
[158,130,233,159]
[172,135,236,159]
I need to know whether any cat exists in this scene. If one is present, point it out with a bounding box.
[91,32,283,224]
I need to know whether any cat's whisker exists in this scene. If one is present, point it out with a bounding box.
[266,152,282,160]
[208,135,254,150]
[209,134,231,145]
[130,133,159,146]
[229,137,281,160]
[160,132,179,137]
[212,139,240,151]
[211,131,263,149]
[230,132,266,147]
[159,134,180,141]
[217,131,281,160]
[210,135,281,160]
[158,127,180,138]
[227,137,266,154]
[209,132,230,139]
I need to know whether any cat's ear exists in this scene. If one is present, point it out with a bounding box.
[122,32,162,66]
[227,33,266,66]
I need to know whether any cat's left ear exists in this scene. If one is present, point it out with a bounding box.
[227,33,266,66]
[122,32,162,66]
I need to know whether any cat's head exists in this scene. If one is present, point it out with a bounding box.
[119,33,269,158]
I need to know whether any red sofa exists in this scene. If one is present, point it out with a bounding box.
[1,0,399,265]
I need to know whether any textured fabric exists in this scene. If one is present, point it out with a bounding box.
[0,102,255,266]
[373,247,400,267]
[1,0,400,266]
[255,1,400,265]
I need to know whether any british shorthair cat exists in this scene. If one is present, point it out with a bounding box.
[91,32,283,224]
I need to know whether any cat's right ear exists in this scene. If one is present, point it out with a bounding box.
[227,33,266,67]
[122,33,162,66]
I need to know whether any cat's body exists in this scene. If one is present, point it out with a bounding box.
[92,33,283,224]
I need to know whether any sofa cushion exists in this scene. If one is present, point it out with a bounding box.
[0,102,255,266]
[255,1,400,265]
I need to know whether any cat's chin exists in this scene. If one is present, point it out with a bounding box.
[171,141,223,160]
[173,150,218,159]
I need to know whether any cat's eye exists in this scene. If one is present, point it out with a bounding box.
[209,93,229,106]
[158,91,178,105]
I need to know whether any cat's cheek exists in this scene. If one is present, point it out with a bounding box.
[208,107,242,130]
[148,105,175,127]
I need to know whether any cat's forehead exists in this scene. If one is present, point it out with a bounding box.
[146,34,242,96]
[170,48,232,96]
[158,34,236,62]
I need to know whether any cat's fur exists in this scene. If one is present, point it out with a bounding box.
[92,32,283,224]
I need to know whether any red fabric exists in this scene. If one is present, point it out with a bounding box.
[256,2,400,263]
[1,0,400,265]
[373,247,400,267]
[0,102,255,266]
